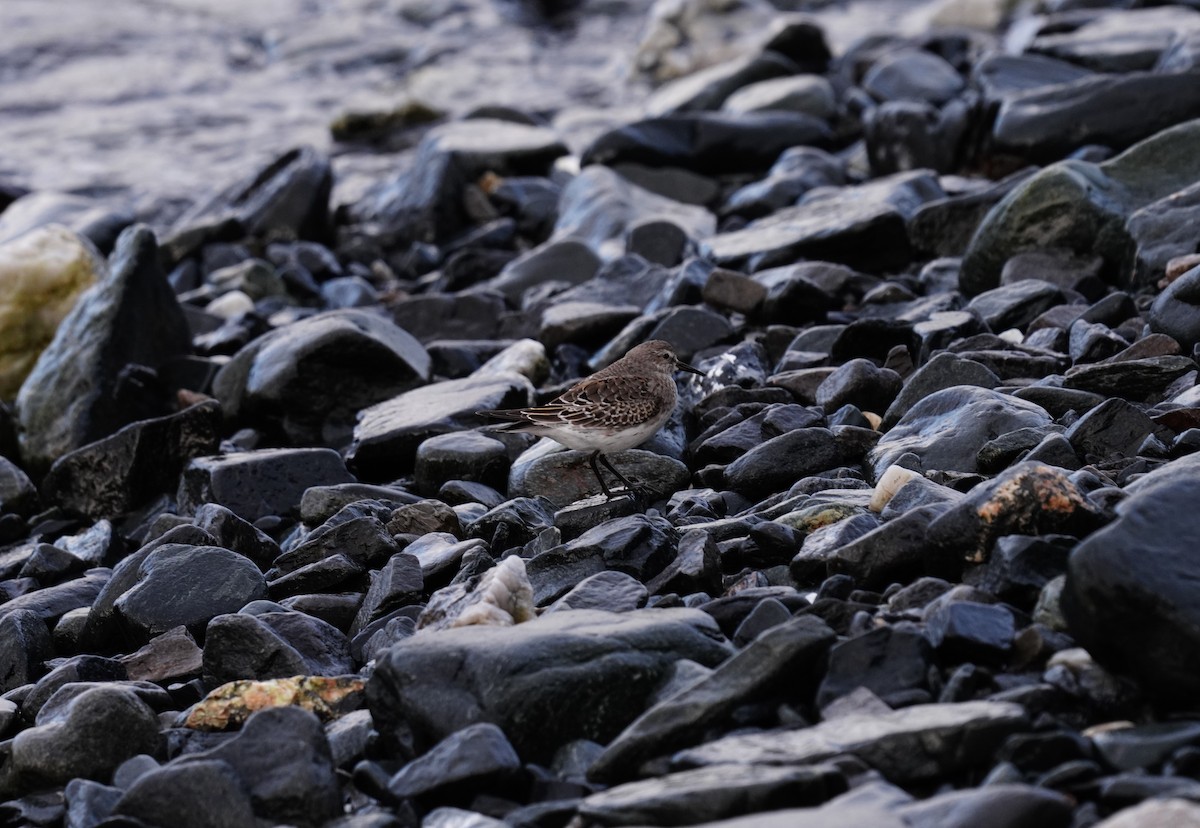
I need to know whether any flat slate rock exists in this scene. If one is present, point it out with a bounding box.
[177,448,354,522]
[367,608,732,762]
[672,701,1028,783]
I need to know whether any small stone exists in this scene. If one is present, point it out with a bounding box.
[183,675,365,731]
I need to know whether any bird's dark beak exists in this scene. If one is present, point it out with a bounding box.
[677,359,704,376]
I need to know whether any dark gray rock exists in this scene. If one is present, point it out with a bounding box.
[42,401,221,520]
[0,457,36,519]
[348,373,533,481]
[177,448,354,522]
[0,609,52,693]
[969,534,1074,609]
[0,568,110,625]
[353,119,566,245]
[817,626,933,709]
[703,171,944,273]
[580,763,846,826]
[966,280,1065,333]
[469,496,557,550]
[816,358,902,415]
[551,166,716,259]
[1064,454,1200,706]
[722,146,844,220]
[367,608,732,762]
[193,503,281,569]
[1064,397,1173,464]
[1028,7,1200,73]
[673,701,1028,783]
[896,783,1074,828]
[591,615,836,783]
[483,239,600,302]
[15,225,192,474]
[582,111,831,175]
[387,722,520,800]
[511,447,690,508]
[965,119,1200,294]
[271,505,397,577]
[64,777,123,828]
[646,528,723,597]
[725,427,872,498]
[545,570,648,614]
[212,309,431,446]
[1127,181,1200,285]
[1091,720,1200,771]
[882,353,1000,428]
[991,70,1200,163]
[692,404,823,467]
[114,545,267,640]
[168,146,332,253]
[1063,355,1195,400]
[7,686,158,794]
[391,291,520,345]
[111,759,259,828]
[1150,265,1200,349]
[526,515,676,606]
[645,51,800,115]
[926,601,1015,661]
[184,706,341,827]
[869,387,1052,479]
[415,431,509,495]
[826,504,947,589]
[864,48,964,105]
[203,609,353,684]
[350,552,424,635]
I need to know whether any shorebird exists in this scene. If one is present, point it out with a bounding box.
[478,340,704,499]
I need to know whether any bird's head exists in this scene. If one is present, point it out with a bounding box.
[631,340,705,376]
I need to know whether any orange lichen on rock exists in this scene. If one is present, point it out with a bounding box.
[183,675,366,731]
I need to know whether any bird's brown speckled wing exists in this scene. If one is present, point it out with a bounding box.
[515,374,671,430]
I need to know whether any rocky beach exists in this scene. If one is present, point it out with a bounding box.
[3,0,1200,825]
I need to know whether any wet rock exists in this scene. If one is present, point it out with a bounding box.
[703,171,944,273]
[692,404,823,467]
[350,552,424,635]
[870,387,1052,479]
[0,225,102,400]
[194,503,281,569]
[673,700,1028,782]
[213,309,431,446]
[0,608,53,693]
[42,401,221,520]
[0,457,36,519]
[526,514,676,605]
[15,225,192,474]
[1150,265,1200,349]
[1064,397,1174,464]
[966,280,1065,333]
[882,353,1000,428]
[816,358,902,415]
[415,431,509,495]
[110,759,259,828]
[1064,454,1200,706]
[1092,721,1200,771]
[0,567,110,624]
[1066,355,1194,400]
[817,626,933,710]
[864,48,964,105]
[368,608,731,762]
[349,372,533,481]
[725,427,872,498]
[182,706,342,826]
[177,448,353,522]
[969,534,1074,609]
[928,463,1107,564]
[897,783,1074,828]
[546,570,648,614]
[722,147,845,220]
[203,609,353,683]
[965,119,1200,294]
[183,675,365,731]
[353,120,566,245]
[723,74,838,120]
[118,625,203,684]
[582,111,831,175]
[511,446,690,507]
[169,146,332,253]
[591,615,836,783]
[926,600,1015,661]
[1029,7,1200,73]
[469,496,557,550]
[8,686,158,793]
[646,528,723,597]
[113,545,267,641]
[645,52,799,115]
[387,722,520,800]
[825,503,947,588]
[580,763,846,826]
[391,292,520,345]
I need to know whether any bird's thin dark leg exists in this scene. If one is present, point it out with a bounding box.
[588,450,615,498]
[598,452,640,499]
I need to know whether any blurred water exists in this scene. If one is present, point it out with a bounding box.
[0,0,936,223]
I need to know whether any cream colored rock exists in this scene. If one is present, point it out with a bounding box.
[417,555,536,632]
[869,464,921,512]
[473,338,550,385]
[0,225,103,399]
[633,0,779,83]
[1094,799,1200,828]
